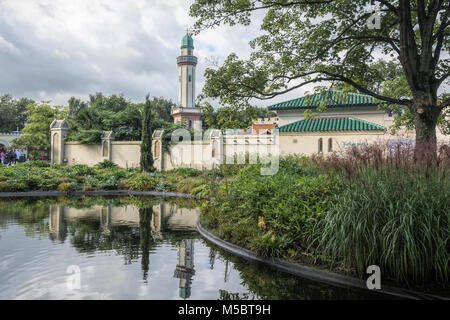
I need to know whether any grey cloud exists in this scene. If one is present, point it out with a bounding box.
[0,0,296,108]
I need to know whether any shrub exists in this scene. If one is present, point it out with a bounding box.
[20,160,50,168]
[70,165,94,176]
[57,182,73,192]
[95,160,118,169]
[202,158,336,256]
[97,176,121,190]
[174,168,203,177]
[0,182,8,192]
[83,177,100,189]
[155,181,175,192]
[127,175,159,191]
[69,129,103,144]
[20,176,40,191]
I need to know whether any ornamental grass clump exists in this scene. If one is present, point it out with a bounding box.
[313,142,450,287]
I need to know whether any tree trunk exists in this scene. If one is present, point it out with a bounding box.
[412,97,440,160]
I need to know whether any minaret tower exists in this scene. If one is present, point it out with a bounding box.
[171,31,201,129]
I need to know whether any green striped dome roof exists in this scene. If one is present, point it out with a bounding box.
[268,90,382,110]
[181,35,194,49]
[277,116,386,133]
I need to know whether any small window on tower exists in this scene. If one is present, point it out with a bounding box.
[188,75,192,82]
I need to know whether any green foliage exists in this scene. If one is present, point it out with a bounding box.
[314,166,450,286]
[127,175,159,191]
[201,149,450,288]
[97,175,121,190]
[200,101,275,129]
[0,94,34,132]
[202,157,336,257]
[57,182,73,192]
[95,160,118,169]
[70,164,94,176]
[66,93,175,143]
[154,181,175,192]
[69,129,104,144]
[12,102,67,159]
[22,160,51,168]
[0,161,219,195]
[190,0,450,146]
[173,168,202,177]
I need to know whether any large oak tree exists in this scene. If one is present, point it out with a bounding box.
[190,0,450,151]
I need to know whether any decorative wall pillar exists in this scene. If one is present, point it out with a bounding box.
[101,131,115,161]
[152,130,164,171]
[209,129,223,166]
[50,120,70,165]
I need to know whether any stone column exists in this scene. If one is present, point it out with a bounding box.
[209,129,223,166]
[50,120,70,165]
[152,130,164,171]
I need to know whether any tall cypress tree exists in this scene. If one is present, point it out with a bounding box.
[140,94,154,172]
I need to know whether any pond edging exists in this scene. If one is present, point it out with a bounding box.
[0,190,201,199]
[197,220,448,300]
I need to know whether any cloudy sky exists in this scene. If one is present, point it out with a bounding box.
[2,1,446,109]
[0,0,284,107]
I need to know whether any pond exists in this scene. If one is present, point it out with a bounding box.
[0,196,386,300]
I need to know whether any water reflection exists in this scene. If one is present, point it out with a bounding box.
[174,239,195,299]
[0,197,387,300]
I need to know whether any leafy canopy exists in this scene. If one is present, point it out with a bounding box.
[190,0,450,130]
[12,102,67,159]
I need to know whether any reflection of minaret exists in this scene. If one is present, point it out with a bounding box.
[173,239,195,299]
[49,206,66,242]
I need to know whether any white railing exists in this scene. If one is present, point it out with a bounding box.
[0,132,22,136]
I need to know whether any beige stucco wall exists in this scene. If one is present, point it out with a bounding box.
[65,143,103,166]
[64,141,141,168]
[157,135,277,171]
[161,141,214,171]
[279,132,387,156]
[111,141,141,168]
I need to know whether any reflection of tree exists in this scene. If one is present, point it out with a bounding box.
[139,207,153,282]
[0,204,50,239]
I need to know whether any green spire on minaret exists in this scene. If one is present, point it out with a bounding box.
[181,30,194,49]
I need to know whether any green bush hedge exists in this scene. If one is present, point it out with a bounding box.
[201,151,450,288]
[202,157,338,257]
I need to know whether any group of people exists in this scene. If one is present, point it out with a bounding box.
[0,149,21,166]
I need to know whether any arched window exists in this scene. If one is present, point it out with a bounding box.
[211,140,217,158]
[318,138,323,153]
[328,138,333,152]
